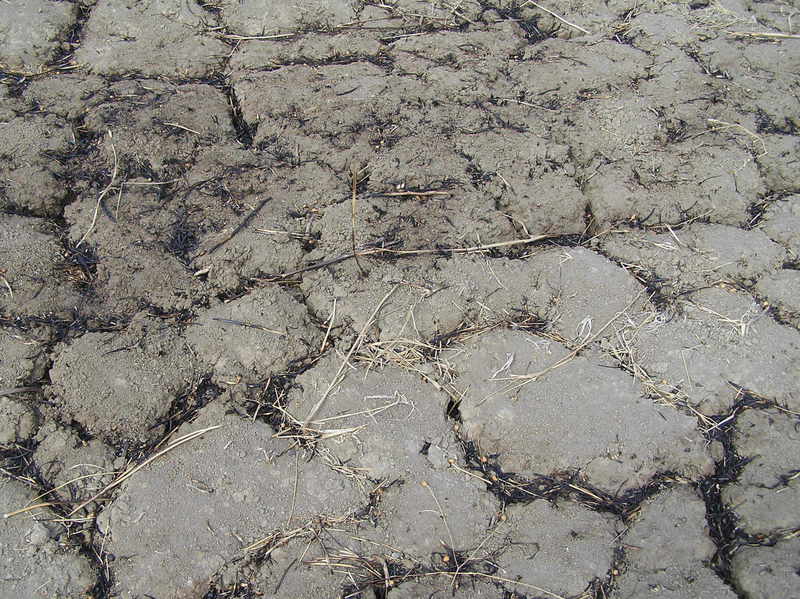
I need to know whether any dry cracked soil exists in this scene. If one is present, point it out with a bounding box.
[1,1,799,598]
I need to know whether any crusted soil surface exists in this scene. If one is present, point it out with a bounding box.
[1,1,799,598]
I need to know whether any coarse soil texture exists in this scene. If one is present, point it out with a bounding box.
[1,1,799,598]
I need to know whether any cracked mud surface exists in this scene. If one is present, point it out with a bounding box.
[1,1,799,598]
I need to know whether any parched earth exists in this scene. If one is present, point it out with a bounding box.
[1,1,799,598]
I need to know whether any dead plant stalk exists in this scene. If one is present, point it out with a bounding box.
[496,288,647,396]
[303,286,399,425]
[67,425,221,516]
[350,162,367,275]
[77,130,117,247]
[521,0,591,34]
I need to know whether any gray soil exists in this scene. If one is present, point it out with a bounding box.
[1,1,799,598]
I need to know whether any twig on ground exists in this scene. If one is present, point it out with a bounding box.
[320,298,337,353]
[218,32,295,40]
[24,470,118,506]
[194,197,271,258]
[77,130,117,247]
[262,245,384,280]
[496,98,559,112]
[521,0,591,34]
[243,525,307,554]
[493,288,647,397]
[0,62,79,79]
[706,118,767,157]
[121,179,181,186]
[454,524,500,582]
[304,286,399,425]
[3,502,62,519]
[286,451,299,527]
[261,234,558,281]
[350,162,367,275]
[420,480,459,576]
[371,234,558,256]
[605,311,717,430]
[0,386,39,396]
[357,338,461,402]
[210,317,286,336]
[726,30,800,39]
[162,121,203,136]
[376,190,452,197]
[68,425,221,516]
[0,273,12,298]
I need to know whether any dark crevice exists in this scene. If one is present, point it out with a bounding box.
[497,233,587,261]
[202,581,260,599]
[589,244,675,311]
[754,107,799,136]
[208,274,258,302]
[745,198,770,230]
[685,48,732,81]
[223,83,255,147]
[0,2,91,86]
[1,202,39,218]
[782,260,800,271]
[60,237,99,294]
[165,206,202,266]
[0,437,114,598]
[483,1,561,44]
[594,547,626,599]
[696,390,778,598]
[233,356,321,433]
[87,71,228,87]
[744,191,795,230]
[445,396,462,421]
[48,0,94,68]
[0,439,38,483]
[194,0,223,17]
[583,199,599,239]
[459,439,675,516]
[235,374,299,432]
[210,277,308,304]
[66,417,97,444]
[244,51,396,74]
[0,312,130,348]
[747,288,798,329]
[140,302,198,326]
[0,75,28,95]
[86,562,114,599]
[144,374,222,445]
